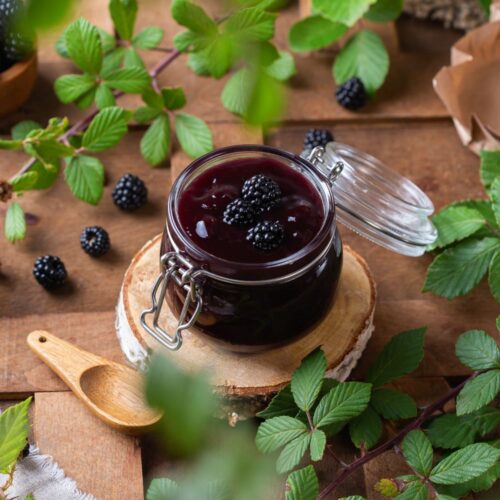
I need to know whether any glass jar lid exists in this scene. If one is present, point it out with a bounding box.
[305,142,437,257]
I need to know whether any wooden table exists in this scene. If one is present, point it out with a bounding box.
[1,1,498,498]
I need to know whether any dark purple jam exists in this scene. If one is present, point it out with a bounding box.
[177,158,324,264]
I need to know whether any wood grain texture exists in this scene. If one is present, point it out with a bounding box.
[34,391,144,500]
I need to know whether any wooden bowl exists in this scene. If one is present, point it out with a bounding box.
[0,53,37,118]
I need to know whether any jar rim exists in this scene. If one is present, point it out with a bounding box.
[166,144,337,279]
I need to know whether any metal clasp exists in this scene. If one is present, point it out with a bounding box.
[140,251,203,351]
[307,146,344,183]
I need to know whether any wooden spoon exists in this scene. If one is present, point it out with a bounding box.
[27,330,161,434]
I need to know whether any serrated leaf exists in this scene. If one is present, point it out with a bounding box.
[173,30,209,52]
[134,106,161,124]
[0,138,23,150]
[175,113,213,159]
[224,7,276,42]
[480,150,500,190]
[102,47,126,75]
[98,28,116,53]
[314,0,376,26]
[104,67,151,93]
[444,199,499,231]
[221,68,252,116]
[491,177,500,227]
[161,87,187,110]
[11,120,42,140]
[82,107,128,152]
[402,429,433,476]
[276,432,311,473]
[64,155,104,205]
[109,0,138,41]
[289,15,347,52]
[95,84,116,109]
[257,385,297,419]
[365,0,403,22]
[333,29,389,94]
[4,202,26,243]
[192,33,236,78]
[423,237,500,299]
[437,462,500,497]
[456,370,500,416]
[290,347,327,412]
[142,88,164,109]
[10,172,39,192]
[427,407,500,449]
[371,388,417,419]
[28,161,60,190]
[367,328,426,387]
[310,429,326,461]
[395,481,428,500]
[171,0,218,36]
[375,478,400,497]
[266,50,296,81]
[430,443,500,485]
[349,406,382,450]
[141,114,170,166]
[255,416,307,453]
[30,139,74,162]
[146,478,179,499]
[54,74,97,103]
[123,47,145,69]
[313,382,371,428]
[133,26,164,49]
[0,398,31,472]
[455,330,500,370]
[428,206,486,250]
[489,250,500,301]
[65,18,103,74]
[285,465,318,500]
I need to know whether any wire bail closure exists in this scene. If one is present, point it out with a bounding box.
[307,146,344,183]
[140,251,203,351]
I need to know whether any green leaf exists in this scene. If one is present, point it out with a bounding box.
[456,370,500,416]
[0,138,23,150]
[367,328,426,387]
[4,202,26,243]
[290,347,327,412]
[402,429,433,476]
[82,107,128,152]
[371,388,417,420]
[98,28,116,53]
[95,84,116,109]
[255,416,307,453]
[29,139,74,163]
[395,481,428,500]
[478,0,492,14]
[109,0,138,41]
[133,26,164,49]
[266,50,296,81]
[430,443,500,485]
[64,18,103,74]
[64,155,104,205]
[54,74,97,103]
[313,382,371,428]
[310,429,326,461]
[224,7,276,42]
[276,432,311,473]
[173,30,209,52]
[314,0,376,26]
[285,465,318,500]
[333,29,389,94]
[10,172,39,192]
[102,47,126,74]
[175,113,213,159]
[192,33,236,78]
[123,47,145,69]
[289,15,348,52]
[339,497,366,500]
[364,0,403,22]
[142,88,164,109]
[0,398,31,472]
[257,385,297,419]
[11,120,42,140]
[104,67,151,93]
[171,0,218,36]
[489,249,500,301]
[27,161,60,190]
[443,199,499,231]
[437,462,500,497]
[141,114,171,166]
[480,150,500,190]
[221,68,252,116]
[349,406,382,450]
[428,206,486,250]
[423,237,500,299]
[161,87,187,110]
[244,70,285,126]
[427,407,500,449]
[455,330,500,370]
[491,177,500,227]
[146,478,179,499]
[134,106,161,124]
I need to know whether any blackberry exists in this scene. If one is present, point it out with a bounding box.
[223,198,256,226]
[303,129,334,150]
[247,221,284,251]
[336,77,367,111]
[112,174,148,211]
[241,175,281,213]
[33,255,67,290]
[80,226,110,257]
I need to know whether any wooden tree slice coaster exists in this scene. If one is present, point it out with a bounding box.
[116,235,376,418]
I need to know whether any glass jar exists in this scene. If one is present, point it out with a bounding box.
[141,144,437,353]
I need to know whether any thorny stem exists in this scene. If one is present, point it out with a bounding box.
[317,373,477,500]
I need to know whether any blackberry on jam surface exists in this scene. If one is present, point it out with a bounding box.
[247,221,285,251]
[336,77,367,111]
[223,198,256,226]
[80,226,110,257]
[241,175,281,213]
[112,174,148,211]
[33,255,67,290]
[303,129,334,150]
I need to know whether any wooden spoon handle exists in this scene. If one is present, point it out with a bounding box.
[27,331,107,389]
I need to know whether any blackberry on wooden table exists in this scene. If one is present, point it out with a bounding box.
[336,77,367,111]
[33,255,67,290]
[112,174,148,211]
[80,226,110,257]
[303,129,334,150]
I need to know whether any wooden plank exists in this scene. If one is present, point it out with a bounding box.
[34,391,143,500]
